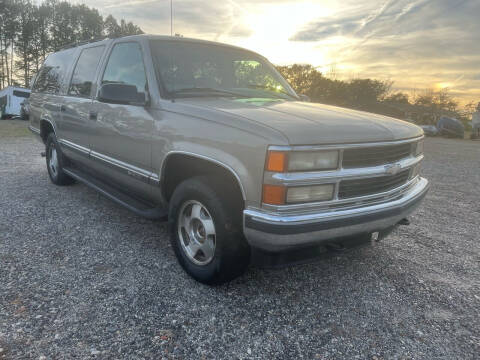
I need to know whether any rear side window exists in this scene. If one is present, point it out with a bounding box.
[101,42,147,96]
[68,46,105,97]
[33,48,75,94]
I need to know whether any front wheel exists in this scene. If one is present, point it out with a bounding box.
[168,176,250,284]
[45,133,75,186]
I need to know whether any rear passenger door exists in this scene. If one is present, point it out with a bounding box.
[59,45,105,165]
[89,41,154,200]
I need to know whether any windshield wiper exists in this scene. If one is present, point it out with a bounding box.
[246,84,299,100]
[169,87,248,98]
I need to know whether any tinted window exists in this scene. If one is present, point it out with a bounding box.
[13,90,30,98]
[101,42,147,96]
[69,46,105,97]
[150,40,296,100]
[33,48,75,94]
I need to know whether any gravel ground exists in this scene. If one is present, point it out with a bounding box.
[1,120,479,359]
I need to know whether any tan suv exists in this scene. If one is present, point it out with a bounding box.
[29,35,429,284]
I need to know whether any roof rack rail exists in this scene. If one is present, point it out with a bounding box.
[58,36,110,51]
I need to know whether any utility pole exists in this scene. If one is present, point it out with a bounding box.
[170,0,173,36]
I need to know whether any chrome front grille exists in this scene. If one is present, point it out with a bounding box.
[342,143,412,168]
[338,170,410,199]
[263,137,424,212]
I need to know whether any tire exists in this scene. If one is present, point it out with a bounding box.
[168,176,250,284]
[45,133,75,186]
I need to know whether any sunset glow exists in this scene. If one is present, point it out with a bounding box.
[75,0,480,104]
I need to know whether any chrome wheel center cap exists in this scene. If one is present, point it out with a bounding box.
[177,200,217,266]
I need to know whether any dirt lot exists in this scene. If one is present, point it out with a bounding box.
[0,120,479,359]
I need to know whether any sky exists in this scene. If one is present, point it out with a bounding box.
[75,0,480,105]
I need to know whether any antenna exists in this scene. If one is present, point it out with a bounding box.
[170,0,173,36]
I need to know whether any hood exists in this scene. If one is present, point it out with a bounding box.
[175,98,423,145]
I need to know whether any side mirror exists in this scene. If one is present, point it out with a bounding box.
[98,83,146,106]
[299,94,311,102]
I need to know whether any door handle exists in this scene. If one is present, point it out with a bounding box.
[89,111,97,121]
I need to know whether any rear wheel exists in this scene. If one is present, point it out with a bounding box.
[168,176,250,284]
[45,133,75,186]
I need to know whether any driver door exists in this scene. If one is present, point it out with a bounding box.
[89,41,155,200]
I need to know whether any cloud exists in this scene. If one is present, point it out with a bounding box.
[288,0,480,102]
[291,0,476,41]
[81,0,253,38]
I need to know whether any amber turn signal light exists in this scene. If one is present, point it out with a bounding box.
[266,151,287,172]
[262,184,286,205]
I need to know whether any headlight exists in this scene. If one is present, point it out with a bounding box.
[288,151,339,171]
[412,140,424,156]
[286,184,335,203]
[262,183,335,205]
[266,150,339,172]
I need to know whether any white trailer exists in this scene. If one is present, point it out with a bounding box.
[0,86,31,119]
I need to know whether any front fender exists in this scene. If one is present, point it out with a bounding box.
[158,141,267,207]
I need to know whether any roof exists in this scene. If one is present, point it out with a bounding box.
[58,34,263,58]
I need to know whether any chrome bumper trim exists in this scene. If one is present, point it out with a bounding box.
[262,176,420,214]
[243,177,429,251]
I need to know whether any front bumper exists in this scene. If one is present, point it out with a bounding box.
[243,177,429,251]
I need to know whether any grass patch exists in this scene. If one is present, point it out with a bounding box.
[0,120,31,138]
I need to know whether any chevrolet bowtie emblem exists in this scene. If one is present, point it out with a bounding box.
[385,163,402,175]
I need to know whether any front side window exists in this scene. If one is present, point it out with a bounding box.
[101,42,147,97]
[150,40,297,100]
[69,46,105,97]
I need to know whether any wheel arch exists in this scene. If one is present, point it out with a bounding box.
[39,118,57,144]
[161,152,247,205]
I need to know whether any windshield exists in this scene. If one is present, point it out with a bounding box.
[150,40,298,100]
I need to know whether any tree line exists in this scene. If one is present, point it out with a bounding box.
[277,64,475,126]
[0,0,143,88]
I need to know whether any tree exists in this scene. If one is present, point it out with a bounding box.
[103,15,121,38]
[347,79,393,108]
[385,92,410,104]
[104,16,143,38]
[414,88,459,113]
[77,5,103,41]
[15,0,35,87]
[0,0,144,87]
[276,64,393,110]
[119,19,143,36]
[276,64,323,96]
[0,0,19,87]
